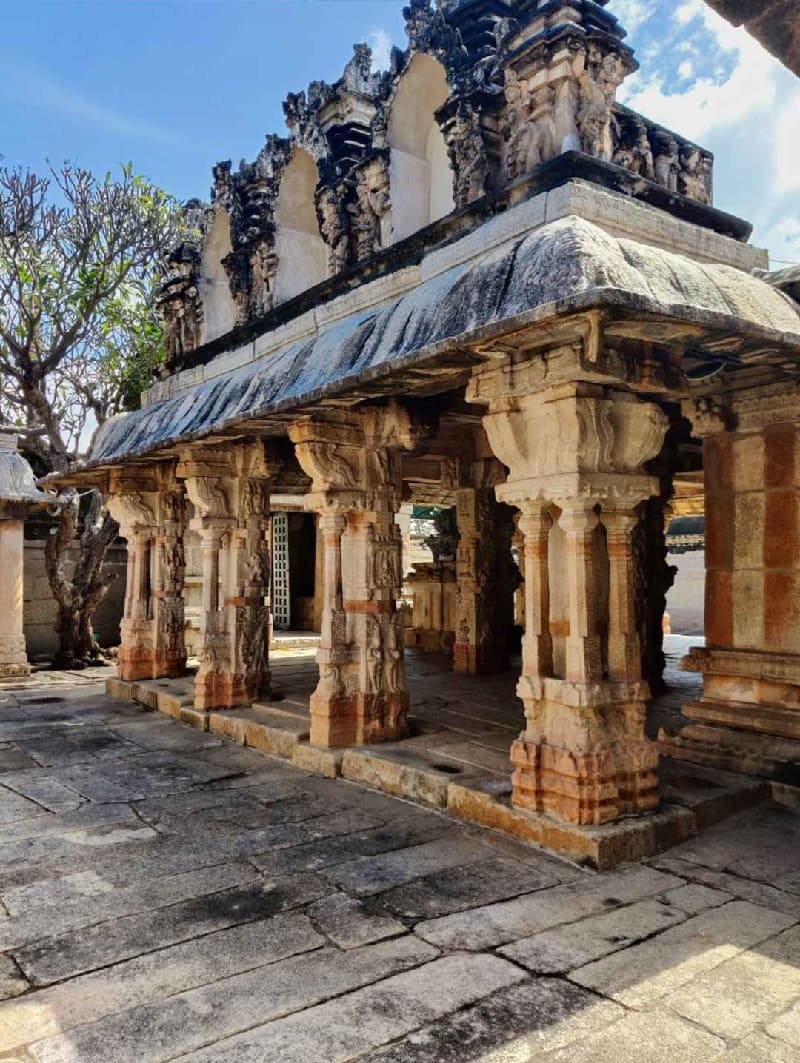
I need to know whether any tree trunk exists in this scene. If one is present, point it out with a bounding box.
[45,490,120,669]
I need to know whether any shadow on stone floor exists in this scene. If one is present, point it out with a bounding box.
[0,682,799,1061]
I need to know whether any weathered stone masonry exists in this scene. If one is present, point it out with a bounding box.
[51,0,800,840]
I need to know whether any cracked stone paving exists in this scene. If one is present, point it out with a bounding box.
[0,669,799,1062]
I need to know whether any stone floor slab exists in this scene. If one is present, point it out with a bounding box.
[0,860,262,948]
[306,892,407,949]
[323,835,493,896]
[359,978,625,1062]
[414,865,681,951]
[570,900,797,1008]
[542,1009,725,1063]
[14,871,330,985]
[29,936,438,1063]
[0,954,27,1001]
[0,912,323,1055]
[665,923,800,1040]
[380,856,563,920]
[176,953,526,1063]
[499,899,686,974]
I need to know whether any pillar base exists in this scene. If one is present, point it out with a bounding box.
[453,641,510,676]
[152,652,189,681]
[310,691,410,749]
[511,736,659,826]
[662,646,800,784]
[512,679,660,826]
[0,635,30,679]
[118,650,157,683]
[0,663,31,680]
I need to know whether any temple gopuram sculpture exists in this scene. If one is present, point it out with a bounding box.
[52,0,800,864]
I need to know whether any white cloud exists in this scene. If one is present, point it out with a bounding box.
[622,8,779,140]
[0,61,184,145]
[775,94,800,195]
[611,0,649,34]
[615,0,800,267]
[368,30,393,73]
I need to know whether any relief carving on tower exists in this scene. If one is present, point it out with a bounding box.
[161,0,716,374]
[444,102,490,208]
[350,154,392,261]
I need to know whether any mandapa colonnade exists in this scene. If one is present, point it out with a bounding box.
[54,0,800,840]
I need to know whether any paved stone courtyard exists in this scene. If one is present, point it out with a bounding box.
[1,678,800,1062]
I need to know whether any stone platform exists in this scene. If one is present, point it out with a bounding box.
[109,639,772,870]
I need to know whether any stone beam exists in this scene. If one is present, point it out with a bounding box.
[703,0,800,76]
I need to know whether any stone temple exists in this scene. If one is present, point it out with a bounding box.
[55,0,800,861]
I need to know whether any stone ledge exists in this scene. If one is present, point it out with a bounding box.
[106,676,771,870]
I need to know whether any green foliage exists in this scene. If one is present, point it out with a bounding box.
[0,161,182,469]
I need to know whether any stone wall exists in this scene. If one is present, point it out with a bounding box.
[23,540,127,661]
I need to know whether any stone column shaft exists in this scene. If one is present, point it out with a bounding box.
[194,525,231,710]
[152,494,188,679]
[454,487,515,675]
[108,491,160,683]
[559,501,604,685]
[605,506,641,683]
[0,521,29,678]
[518,504,553,687]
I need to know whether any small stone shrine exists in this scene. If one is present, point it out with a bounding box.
[0,431,54,679]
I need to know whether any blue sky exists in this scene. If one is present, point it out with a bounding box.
[1,0,797,266]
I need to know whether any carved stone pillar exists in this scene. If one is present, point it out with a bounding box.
[0,521,29,679]
[108,489,160,682]
[559,499,605,684]
[454,466,517,675]
[152,489,188,679]
[225,475,274,705]
[312,511,351,746]
[181,466,235,710]
[290,403,426,748]
[517,503,553,692]
[0,429,52,679]
[662,388,800,783]
[196,524,230,709]
[477,383,668,825]
[180,446,277,711]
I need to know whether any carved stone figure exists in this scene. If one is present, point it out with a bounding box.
[612,115,655,180]
[653,131,680,192]
[679,145,712,204]
[316,185,351,275]
[447,105,488,207]
[159,247,204,368]
[350,155,391,260]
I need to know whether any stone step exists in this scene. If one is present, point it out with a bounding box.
[658,757,771,830]
[208,708,310,758]
[251,699,311,724]
[342,744,499,811]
